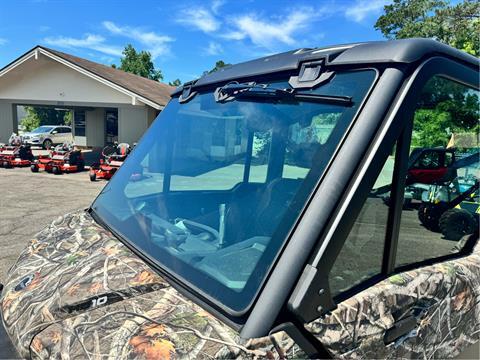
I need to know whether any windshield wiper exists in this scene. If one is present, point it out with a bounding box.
[214,82,353,106]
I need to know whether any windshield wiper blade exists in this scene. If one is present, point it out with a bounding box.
[214,82,353,106]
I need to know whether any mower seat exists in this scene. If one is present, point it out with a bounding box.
[18,146,33,161]
[68,151,81,165]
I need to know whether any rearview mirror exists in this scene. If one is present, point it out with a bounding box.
[51,130,58,134]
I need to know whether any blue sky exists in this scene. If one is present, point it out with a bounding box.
[0,0,390,83]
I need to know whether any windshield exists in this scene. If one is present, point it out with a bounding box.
[31,126,54,134]
[92,70,376,312]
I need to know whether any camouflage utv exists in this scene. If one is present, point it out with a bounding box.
[1,39,479,359]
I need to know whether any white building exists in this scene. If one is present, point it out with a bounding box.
[0,46,173,147]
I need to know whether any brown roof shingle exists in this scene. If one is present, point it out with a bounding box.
[39,46,174,108]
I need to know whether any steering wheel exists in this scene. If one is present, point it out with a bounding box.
[175,218,220,243]
[131,200,188,247]
[150,214,189,247]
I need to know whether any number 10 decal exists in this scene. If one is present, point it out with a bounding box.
[91,296,108,308]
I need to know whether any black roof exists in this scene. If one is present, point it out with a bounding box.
[174,38,479,94]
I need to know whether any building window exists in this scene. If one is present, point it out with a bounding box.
[105,109,118,144]
[74,110,86,137]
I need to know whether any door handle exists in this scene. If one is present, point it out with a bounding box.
[383,315,418,344]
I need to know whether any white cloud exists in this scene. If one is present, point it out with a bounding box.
[203,41,223,56]
[211,0,225,15]
[345,0,389,22]
[0,38,7,46]
[45,34,103,48]
[102,21,174,58]
[177,7,220,33]
[224,8,317,49]
[43,34,123,56]
[221,31,245,41]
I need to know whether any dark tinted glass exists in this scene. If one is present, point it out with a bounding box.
[396,76,479,267]
[330,146,395,295]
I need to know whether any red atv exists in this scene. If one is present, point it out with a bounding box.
[31,143,85,174]
[89,143,131,181]
[0,134,34,168]
[406,147,457,185]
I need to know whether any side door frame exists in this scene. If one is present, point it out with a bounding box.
[287,56,479,354]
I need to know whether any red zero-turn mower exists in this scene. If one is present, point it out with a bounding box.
[89,143,131,181]
[31,145,56,172]
[0,134,34,168]
[31,143,85,174]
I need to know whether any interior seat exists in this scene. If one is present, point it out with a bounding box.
[224,178,302,245]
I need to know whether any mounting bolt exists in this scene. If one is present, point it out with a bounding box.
[318,288,325,295]
[317,305,323,313]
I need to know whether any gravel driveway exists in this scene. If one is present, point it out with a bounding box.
[0,167,104,284]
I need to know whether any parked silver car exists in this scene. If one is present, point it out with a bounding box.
[21,125,73,149]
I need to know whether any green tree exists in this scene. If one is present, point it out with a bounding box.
[21,107,40,131]
[168,79,182,87]
[202,60,231,76]
[411,77,479,148]
[63,110,73,126]
[375,1,480,149]
[116,44,163,81]
[20,107,72,131]
[375,0,480,56]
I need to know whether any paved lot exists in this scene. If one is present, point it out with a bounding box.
[0,167,104,284]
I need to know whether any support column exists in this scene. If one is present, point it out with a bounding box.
[0,101,14,143]
[12,104,18,133]
[118,106,148,145]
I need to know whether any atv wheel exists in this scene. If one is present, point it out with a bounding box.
[3,161,11,168]
[417,203,427,225]
[52,166,61,175]
[30,164,39,173]
[439,208,477,241]
[89,172,96,181]
[43,139,53,150]
[418,203,443,232]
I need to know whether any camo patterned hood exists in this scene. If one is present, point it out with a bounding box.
[0,210,304,359]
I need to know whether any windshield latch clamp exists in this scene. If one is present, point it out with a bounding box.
[179,81,197,104]
[289,60,334,90]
